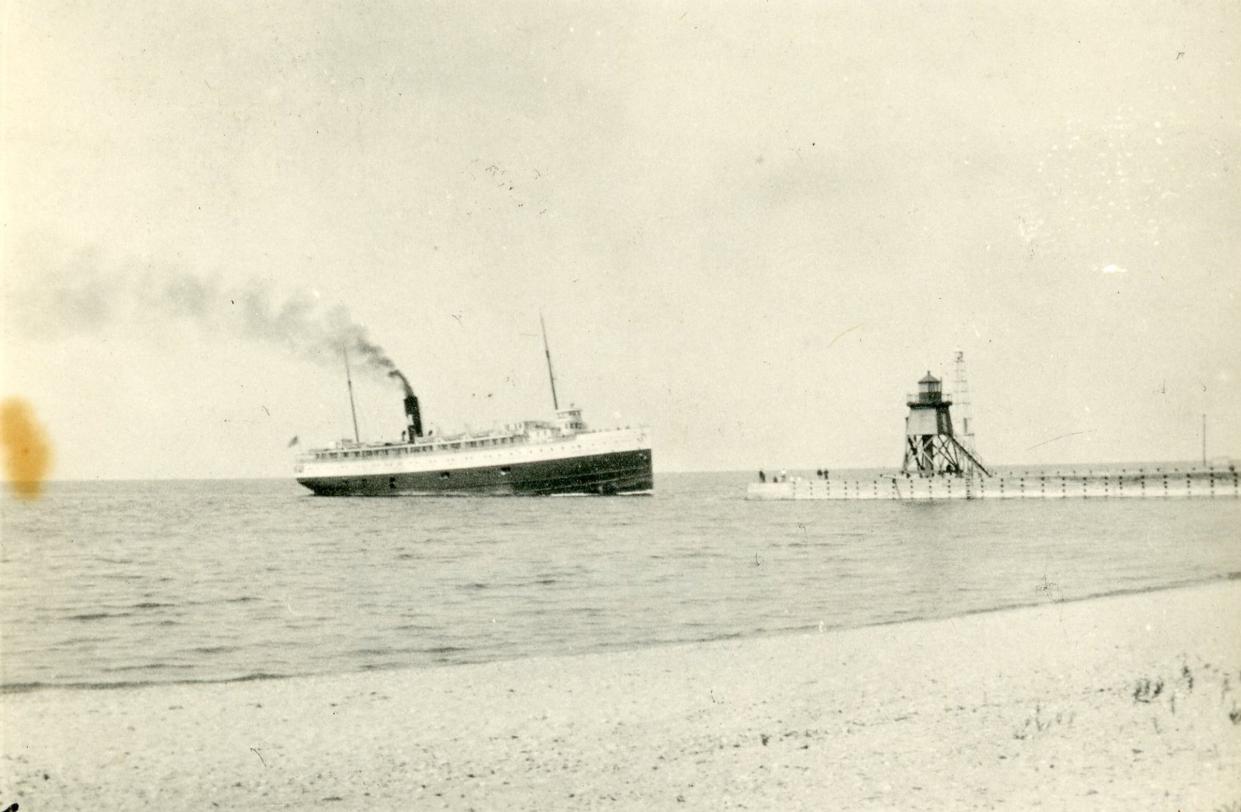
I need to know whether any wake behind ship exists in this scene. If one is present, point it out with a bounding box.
[294,323,652,496]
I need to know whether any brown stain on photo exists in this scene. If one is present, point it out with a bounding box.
[1,397,53,499]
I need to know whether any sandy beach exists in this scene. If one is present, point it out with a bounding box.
[3,579,1239,810]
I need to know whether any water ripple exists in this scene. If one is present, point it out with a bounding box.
[2,473,1239,692]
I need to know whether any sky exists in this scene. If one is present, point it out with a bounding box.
[2,0,1239,479]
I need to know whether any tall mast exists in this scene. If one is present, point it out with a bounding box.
[343,347,360,443]
[540,312,560,411]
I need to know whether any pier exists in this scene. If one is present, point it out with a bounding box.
[750,360,1237,501]
[747,466,1240,501]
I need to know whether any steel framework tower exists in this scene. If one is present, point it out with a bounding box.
[952,351,978,457]
[901,371,991,478]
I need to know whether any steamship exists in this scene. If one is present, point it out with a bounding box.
[293,323,653,496]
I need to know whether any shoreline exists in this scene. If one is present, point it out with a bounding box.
[4,571,1238,697]
[4,579,1239,809]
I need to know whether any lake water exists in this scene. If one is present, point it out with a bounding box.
[2,471,1238,691]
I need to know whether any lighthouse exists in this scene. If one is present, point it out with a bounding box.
[902,372,990,478]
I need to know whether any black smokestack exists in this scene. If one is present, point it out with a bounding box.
[390,370,421,438]
[403,393,423,439]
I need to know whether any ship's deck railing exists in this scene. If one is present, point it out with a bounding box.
[298,423,644,463]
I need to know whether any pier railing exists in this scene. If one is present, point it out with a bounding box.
[746,465,1239,501]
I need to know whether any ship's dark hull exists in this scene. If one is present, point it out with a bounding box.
[297,448,653,496]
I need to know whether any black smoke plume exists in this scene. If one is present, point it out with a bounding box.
[6,242,414,389]
[387,369,414,397]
